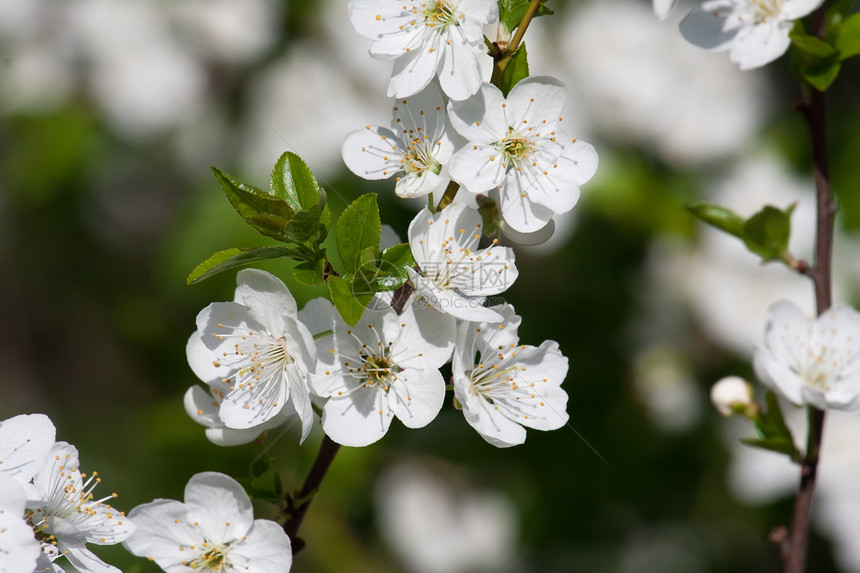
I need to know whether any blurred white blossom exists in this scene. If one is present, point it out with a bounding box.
[67,0,205,140]
[558,0,766,165]
[375,460,519,573]
[169,0,280,65]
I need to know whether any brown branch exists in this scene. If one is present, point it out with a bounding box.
[282,436,341,554]
[783,6,834,572]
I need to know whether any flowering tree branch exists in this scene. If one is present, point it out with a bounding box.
[782,6,835,572]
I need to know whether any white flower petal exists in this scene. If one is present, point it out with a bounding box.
[348,0,415,41]
[392,84,447,139]
[408,269,503,322]
[497,172,555,233]
[394,302,456,368]
[506,76,568,127]
[447,83,508,143]
[387,34,443,98]
[225,519,292,572]
[781,0,825,20]
[438,26,483,100]
[0,474,39,573]
[288,368,315,443]
[322,388,394,447]
[183,385,223,429]
[184,472,253,545]
[62,546,121,573]
[342,126,403,181]
[753,346,806,405]
[0,413,56,485]
[0,512,39,573]
[396,169,448,198]
[447,143,506,195]
[728,20,792,70]
[458,386,528,447]
[32,442,81,503]
[124,499,204,567]
[186,331,227,383]
[234,269,298,335]
[390,367,446,428]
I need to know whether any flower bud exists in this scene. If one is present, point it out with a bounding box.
[710,376,755,417]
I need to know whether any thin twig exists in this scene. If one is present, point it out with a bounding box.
[490,0,544,84]
[282,436,341,554]
[782,6,834,572]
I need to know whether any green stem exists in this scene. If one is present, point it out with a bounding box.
[490,0,543,84]
[435,179,460,212]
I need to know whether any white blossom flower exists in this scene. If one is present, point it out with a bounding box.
[124,472,292,572]
[710,376,755,416]
[183,381,294,447]
[679,0,824,70]
[653,0,680,19]
[447,76,598,232]
[754,300,860,410]
[0,473,40,573]
[348,0,498,100]
[301,297,455,447]
[189,269,317,441]
[452,304,569,447]
[26,441,133,573]
[342,84,460,199]
[407,202,518,322]
[0,413,56,485]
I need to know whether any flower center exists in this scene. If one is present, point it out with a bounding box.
[747,0,783,21]
[497,130,536,166]
[189,546,228,570]
[423,0,458,29]
[360,352,399,390]
[403,136,442,176]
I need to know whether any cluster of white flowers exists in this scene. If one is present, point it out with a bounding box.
[654,0,825,69]
[344,1,598,234]
[187,249,568,448]
[0,413,134,573]
[183,1,578,449]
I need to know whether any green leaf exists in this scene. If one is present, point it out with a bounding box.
[744,392,801,460]
[791,33,837,58]
[328,275,373,326]
[211,167,296,242]
[286,202,324,244]
[837,13,860,59]
[187,246,304,285]
[498,43,529,97]
[375,243,415,291]
[499,0,553,32]
[801,58,842,91]
[293,257,326,286]
[742,204,794,262]
[740,436,801,458]
[270,152,322,211]
[685,202,745,238]
[241,455,284,504]
[336,193,381,275]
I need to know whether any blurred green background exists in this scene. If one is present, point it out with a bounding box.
[2,0,860,571]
